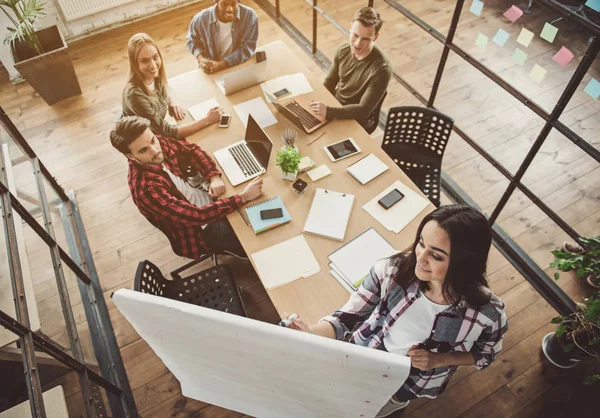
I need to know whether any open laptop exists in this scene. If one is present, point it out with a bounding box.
[266,92,328,134]
[214,60,268,96]
[213,114,273,186]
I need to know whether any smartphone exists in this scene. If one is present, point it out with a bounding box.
[219,114,231,128]
[273,88,291,99]
[378,189,405,210]
[260,208,283,220]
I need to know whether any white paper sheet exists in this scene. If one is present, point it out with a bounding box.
[251,235,320,289]
[233,97,278,128]
[363,181,430,233]
[329,228,399,288]
[113,289,411,418]
[188,97,220,121]
[261,73,313,102]
[347,154,389,185]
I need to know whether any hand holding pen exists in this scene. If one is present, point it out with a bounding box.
[279,312,311,332]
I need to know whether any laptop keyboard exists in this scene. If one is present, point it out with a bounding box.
[286,101,321,129]
[229,143,262,177]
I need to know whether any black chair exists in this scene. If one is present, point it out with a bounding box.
[360,91,387,135]
[134,260,247,316]
[381,106,454,207]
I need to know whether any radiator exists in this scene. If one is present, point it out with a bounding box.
[56,0,138,22]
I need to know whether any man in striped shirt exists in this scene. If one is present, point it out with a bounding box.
[109,116,263,259]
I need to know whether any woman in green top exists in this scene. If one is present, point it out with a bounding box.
[122,33,222,139]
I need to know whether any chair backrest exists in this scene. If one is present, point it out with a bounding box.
[381,106,454,206]
[134,260,246,316]
[361,91,388,135]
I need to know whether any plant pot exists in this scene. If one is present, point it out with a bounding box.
[541,332,581,368]
[12,25,81,105]
[281,170,298,181]
[586,273,600,289]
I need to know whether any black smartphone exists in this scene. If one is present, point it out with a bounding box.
[273,88,291,99]
[378,189,405,210]
[260,208,283,220]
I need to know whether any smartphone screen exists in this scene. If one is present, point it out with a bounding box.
[219,114,230,127]
[274,88,291,99]
[260,208,283,220]
[378,189,405,209]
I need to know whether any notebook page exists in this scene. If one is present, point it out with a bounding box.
[303,189,354,241]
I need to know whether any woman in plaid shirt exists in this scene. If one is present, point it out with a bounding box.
[289,205,508,417]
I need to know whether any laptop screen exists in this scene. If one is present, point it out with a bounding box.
[245,115,273,169]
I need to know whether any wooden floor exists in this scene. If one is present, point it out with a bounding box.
[1,0,599,416]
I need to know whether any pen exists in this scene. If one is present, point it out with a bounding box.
[307,131,326,146]
[279,313,299,327]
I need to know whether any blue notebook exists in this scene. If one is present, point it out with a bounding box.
[244,197,291,234]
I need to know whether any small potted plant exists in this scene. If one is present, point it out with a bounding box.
[542,291,600,385]
[275,146,302,181]
[1,0,81,105]
[551,236,600,289]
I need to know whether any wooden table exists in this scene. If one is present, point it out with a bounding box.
[168,41,434,324]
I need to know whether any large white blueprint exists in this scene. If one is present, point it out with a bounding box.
[113,289,411,418]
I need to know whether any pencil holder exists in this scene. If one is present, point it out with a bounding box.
[280,128,299,147]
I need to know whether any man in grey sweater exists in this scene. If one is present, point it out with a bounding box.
[311,7,391,129]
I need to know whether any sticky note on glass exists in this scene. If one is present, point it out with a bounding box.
[470,0,484,16]
[529,64,547,83]
[475,33,488,49]
[583,78,600,100]
[513,48,527,66]
[517,28,534,47]
[585,0,600,13]
[493,29,510,47]
[503,5,524,22]
[552,46,574,67]
[540,22,558,43]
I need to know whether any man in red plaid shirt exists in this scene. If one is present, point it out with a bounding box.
[110,116,263,259]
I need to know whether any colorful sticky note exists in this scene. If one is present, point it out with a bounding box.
[552,46,574,67]
[583,78,600,100]
[585,0,600,13]
[470,0,484,16]
[513,48,528,66]
[503,5,524,22]
[493,28,510,47]
[540,22,558,43]
[517,28,534,47]
[529,64,547,83]
[475,33,488,49]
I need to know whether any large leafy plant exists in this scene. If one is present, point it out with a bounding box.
[0,0,46,55]
[550,236,600,284]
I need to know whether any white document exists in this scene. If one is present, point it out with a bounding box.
[329,268,355,294]
[251,235,320,290]
[329,228,399,290]
[307,164,332,182]
[233,97,278,128]
[303,188,354,241]
[113,289,411,418]
[363,180,430,233]
[347,154,389,185]
[261,73,313,102]
[188,97,220,121]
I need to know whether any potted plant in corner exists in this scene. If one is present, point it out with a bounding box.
[551,236,600,289]
[542,291,600,385]
[1,0,81,105]
[276,146,302,181]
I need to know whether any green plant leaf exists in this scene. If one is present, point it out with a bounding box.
[555,325,566,337]
[550,316,564,324]
[583,374,600,385]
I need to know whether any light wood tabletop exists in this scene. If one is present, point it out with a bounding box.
[168,40,435,324]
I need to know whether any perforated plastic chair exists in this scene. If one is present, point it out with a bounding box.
[360,91,387,135]
[381,106,454,207]
[133,260,247,316]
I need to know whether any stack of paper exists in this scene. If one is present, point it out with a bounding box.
[188,97,220,121]
[329,228,398,293]
[261,73,313,102]
[363,181,430,234]
[251,235,320,290]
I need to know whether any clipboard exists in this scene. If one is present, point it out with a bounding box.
[303,188,354,241]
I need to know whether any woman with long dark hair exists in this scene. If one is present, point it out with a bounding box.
[288,205,508,417]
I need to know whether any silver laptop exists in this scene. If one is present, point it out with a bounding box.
[213,115,273,186]
[214,60,268,96]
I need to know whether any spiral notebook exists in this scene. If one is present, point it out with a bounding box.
[244,196,291,234]
[303,189,354,241]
